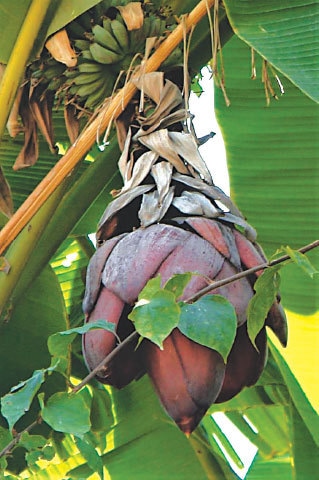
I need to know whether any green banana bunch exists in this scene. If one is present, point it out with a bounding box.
[27,2,180,117]
[88,14,129,65]
[110,15,130,51]
[128,15,166,52]
[29,55,67,92]
[65,59,116,109]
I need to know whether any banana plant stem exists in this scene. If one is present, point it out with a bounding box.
[0,0,215,256]
[0,0,52,137]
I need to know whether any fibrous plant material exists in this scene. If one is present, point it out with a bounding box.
[82,71,287,434]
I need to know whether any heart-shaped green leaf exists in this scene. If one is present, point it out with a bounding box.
[178,295,237,361]
[129,289,180,349]
[40,391,91,436]
[1,369,45,431]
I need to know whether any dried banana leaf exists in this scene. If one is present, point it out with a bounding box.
[117,2,144,30]
[29,87,56,154]
[45,28,77,68]
[6,85,24,138]
[138,187,175,227]
[118,127,132,180]
[134,109,187,139]
[219,212,257,241]
[0,166,13,218]
[13,86,38,170]
[64,103,80,144]
[151,161,173,203]
[172,191,221,217]
[168,131,212,183]
[173,173,243,218]
[98,184,154,231]
[132,71,165,105]
[138,129,190,174]
[134,78,184,138]
[120,150,158,193]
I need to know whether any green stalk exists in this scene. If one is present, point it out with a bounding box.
[189,427,239,479]
[0,181,68,319]
[0,139,121,311]
[0,0,52,138]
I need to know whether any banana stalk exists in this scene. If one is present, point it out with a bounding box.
[0,0,52,139]
[0,136,121,315]
[0,182,68,319]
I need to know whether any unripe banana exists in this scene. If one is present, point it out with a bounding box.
[74,39,91,51]
[77,62,104,73]
[149,16,165,38]
[84,76,114,109]
[69,77,106,98]
[111,18,129,51]
[90,42,123,64]
[92,24,121,53]
[128,27,146,52]
[64,69,79,79]
[42,64,65,81]
[31,69,43,80]
[73,71,103,85]
[142,16,152,38]
[47,75,65,91]
[81,49,95,61]
[68,84,80,96]
[102,17,112,33]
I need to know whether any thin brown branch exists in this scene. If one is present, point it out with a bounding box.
[184,239,319,303]
[0,0,215,255]
[71,331,138,393]
[0,417,41,459]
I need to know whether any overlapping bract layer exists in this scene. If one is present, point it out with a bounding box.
[83,219,286,433]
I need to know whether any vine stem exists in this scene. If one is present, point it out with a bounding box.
[71,331,138,393]
[184,239,319,303]
[0,418,41,458]
[0,0,215,255]
[72,238,319,392]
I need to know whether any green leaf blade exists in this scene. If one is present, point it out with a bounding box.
[75,436,104,480]
[58,320,117,337]
[164,272,193,299]
[283,245,319,278]
[41,391,91,436]
[1,369,45,431]
[129,289,180,349]
[247,266,281,346]
[224,0,319,102]
[47,320,117,374]
[178,295,237,362]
